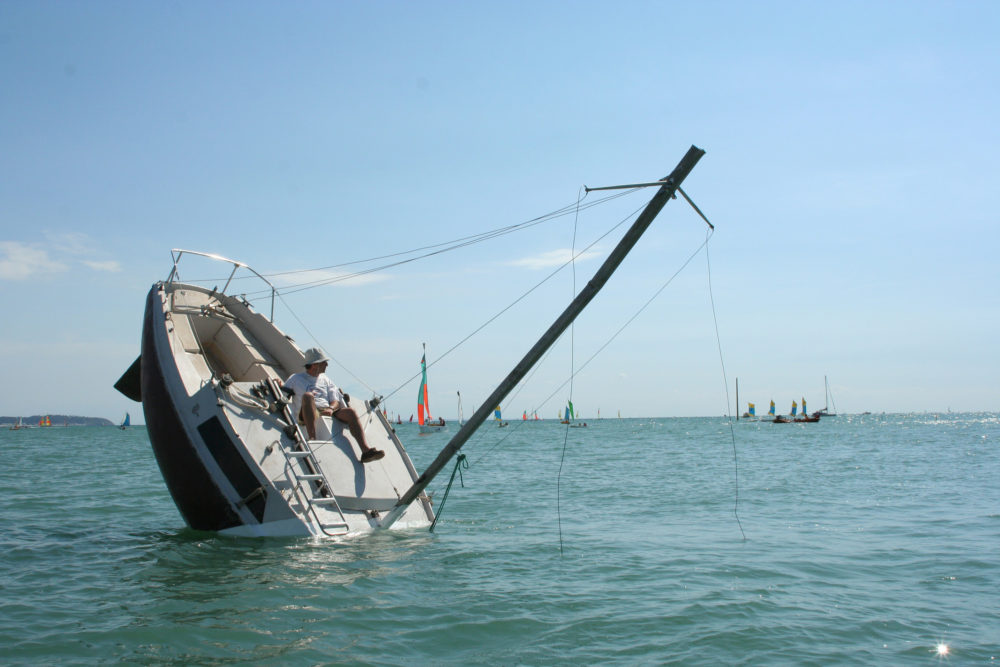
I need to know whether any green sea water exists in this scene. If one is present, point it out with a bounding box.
[1,414,998,665]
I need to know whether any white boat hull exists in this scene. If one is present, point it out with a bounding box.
[140,280,434,537]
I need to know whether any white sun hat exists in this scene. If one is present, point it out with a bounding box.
[302,347,330,366]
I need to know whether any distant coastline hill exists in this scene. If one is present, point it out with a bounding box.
[2,415,115,427]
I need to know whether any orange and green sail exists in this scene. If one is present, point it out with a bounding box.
[417,351,432,426]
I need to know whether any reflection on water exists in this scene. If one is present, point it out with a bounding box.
[130,529,437,600]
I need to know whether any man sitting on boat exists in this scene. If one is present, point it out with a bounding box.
[284,348,385,463]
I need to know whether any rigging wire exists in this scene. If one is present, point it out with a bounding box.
[468,229,713,470]
[219,189,640,299]
[376,195,650,407]
[265,190,634,277]
[461,188,746,544]
[704,226,746,542]
[557,187,585,555]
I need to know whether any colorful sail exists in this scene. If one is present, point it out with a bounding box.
[791,400,798,416]
[522,410,527,421]
[801,397,807,415]
[567,400,575,420]
[494,406,502,421]
[768,400,775,416]
[748,403,756,416]
[417,351,432,426]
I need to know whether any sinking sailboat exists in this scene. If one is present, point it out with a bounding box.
[113,145,706,538]
[114,250,435,537]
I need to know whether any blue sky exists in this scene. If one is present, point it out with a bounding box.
[2,1,997,422]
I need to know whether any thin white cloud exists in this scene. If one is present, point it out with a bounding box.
[1,234,123,280]
[0,241,69,280]
[83,260,122,272]
[44,231,97,256]
[507,248,602,270]
[270,268,389,289]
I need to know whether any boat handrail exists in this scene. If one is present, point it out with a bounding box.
[167,249,279,321]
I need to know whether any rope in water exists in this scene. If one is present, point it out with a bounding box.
[428,454,468,532]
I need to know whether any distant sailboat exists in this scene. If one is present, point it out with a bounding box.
[742,402,757,419]
[120,412,130,430]
[793,396,820,422]
[417,344,444,434]
[9,417,24,431]
[560,400,574,424]
[812,376,838,417]
[457,391,464,426]
[39,416,51,427]
[494,405,507,427]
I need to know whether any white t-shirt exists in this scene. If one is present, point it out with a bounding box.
[284,371,344,418]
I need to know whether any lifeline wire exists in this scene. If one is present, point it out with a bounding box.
[704,227,746,541]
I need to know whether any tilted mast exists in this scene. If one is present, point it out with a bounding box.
[379,145,706,529]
